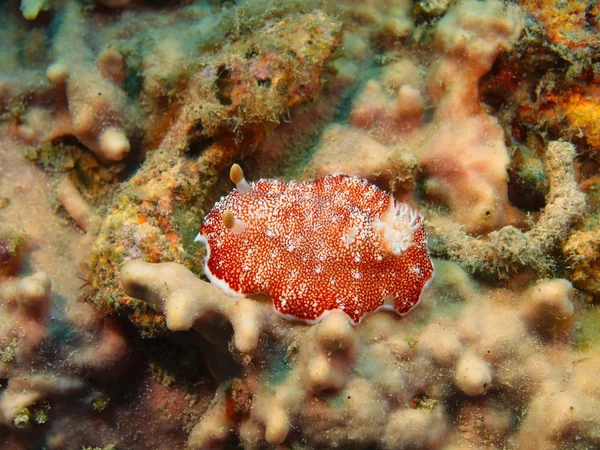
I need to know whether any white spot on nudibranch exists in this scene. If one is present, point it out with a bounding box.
[343,226,359,246]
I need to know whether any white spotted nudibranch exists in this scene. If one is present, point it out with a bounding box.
[195,164,434,325]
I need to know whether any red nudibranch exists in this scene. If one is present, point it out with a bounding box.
[196,165,434,325]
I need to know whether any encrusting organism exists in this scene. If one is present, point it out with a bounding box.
[428,141,586,276]
[196,164,434,324]
[119,258,587,449]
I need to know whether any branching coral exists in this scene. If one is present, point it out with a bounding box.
[120,259,592,449]
[83,6,342,332]
[2,0,600,449]
[18,0,132,163]
[121,261,265,358]
[0,271,131,431]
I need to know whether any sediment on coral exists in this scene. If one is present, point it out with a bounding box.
[3,0,600,448]
[0,227,27,277]
[427,140,586,277]
[19,0,132,163]
[79,3,343,333]
[119,258,594,450]
[564,229,600,298]
[0,272,128,427]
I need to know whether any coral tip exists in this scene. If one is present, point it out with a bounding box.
[196,166,434,324]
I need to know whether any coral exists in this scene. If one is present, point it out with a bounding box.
[521,84,600,154]
[454,351,492,396]
[19,0,50,20]
[521,0,600,56]
[137,7,341,148]
[6,0,341,167]
[0,267,201,449]
[559,89,600,151]
[419,114,520,234]
[564,229,600,297]
[520,278,575,339]
[120,261,264,361]
[302,124,420,193]
[0,227,27,277]
[417,0,524,233]
[17,0,132,163]
[485,0,600,156]
[428,141,586,276]
[516,353,600,450]
[306,0,525,234]
[56,177,101,232]
[81,6,342,333]
[23,139,125,207]
[0,272,131,429]
[120,259,591,449]
[87,139,236,334]
[2,0,600,448]
[198,166,434,324]
[428,0,524,116]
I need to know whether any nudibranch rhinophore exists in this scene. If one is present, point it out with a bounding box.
[195,165,434,325]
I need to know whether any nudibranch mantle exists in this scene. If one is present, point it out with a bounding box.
[196,165,434,325]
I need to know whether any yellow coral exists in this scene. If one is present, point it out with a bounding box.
[561,89,600,150]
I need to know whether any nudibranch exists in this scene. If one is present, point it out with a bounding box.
[195,165,434,325]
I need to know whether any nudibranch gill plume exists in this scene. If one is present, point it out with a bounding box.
[195,165,434,325]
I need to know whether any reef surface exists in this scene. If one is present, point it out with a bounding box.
[1,0,600,449]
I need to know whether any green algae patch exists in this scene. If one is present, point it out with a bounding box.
[24,139,124,208]
[265,352,294,388]
[572,306,600,351]
[262,337,295,388]
[172,203,205,274]
[0,228,28,277]
[329,390,348,409]
[0,338,17,363]
[410,393,437,411]
[405,335,419,349]
[12,400,51,428]
[91,395,110,412]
